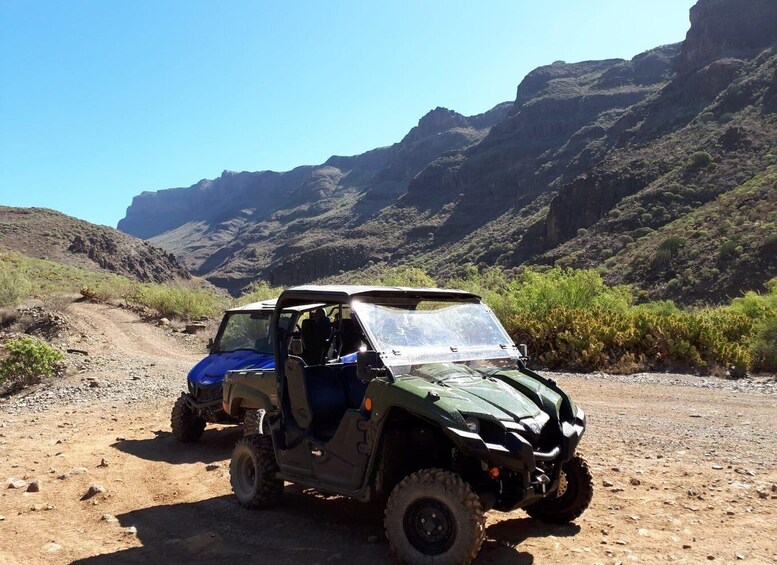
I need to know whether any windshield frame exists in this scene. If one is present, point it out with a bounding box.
[213,310,283,354]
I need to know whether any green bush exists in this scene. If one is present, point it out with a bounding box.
[448,266,632,321]
[652,248,673,268]
[750,317,777,371]
[659,236,687,256]
[687,151,713,169]
[506,306,754,374]
[719,240,739,259]
[632,300,680,315]
[0,336,63,394]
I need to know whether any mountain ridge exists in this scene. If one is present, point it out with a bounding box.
[119,0,777,303]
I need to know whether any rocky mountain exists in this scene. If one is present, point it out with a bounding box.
[119,103,512,289]
[120,0,776,303]
[0,206,189,283]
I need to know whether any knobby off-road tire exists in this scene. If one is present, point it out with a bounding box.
[170,395,206,442]
[243,409,261,436]
[525,453,594,524]
[243,409,271,436]
[230,434,283,508]
[384,468,486,565]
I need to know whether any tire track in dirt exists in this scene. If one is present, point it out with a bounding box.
[67,302,201,363]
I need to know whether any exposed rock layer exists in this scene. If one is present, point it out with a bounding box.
[119,0,777,303]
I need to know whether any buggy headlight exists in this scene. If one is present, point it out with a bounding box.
[465,416,480,434]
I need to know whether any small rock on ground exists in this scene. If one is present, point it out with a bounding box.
[84,484,106,499]
[26,480,41,492]
[7,478,26,489]
[42,543,62,553]
[205,463,222,471]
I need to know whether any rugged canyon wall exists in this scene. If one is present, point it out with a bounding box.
[119,0,777,303]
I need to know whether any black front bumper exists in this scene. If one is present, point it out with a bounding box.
[448,406,585,473]
[446,407,586,510]
[182,382,226,421]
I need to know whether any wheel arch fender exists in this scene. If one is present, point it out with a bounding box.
[224,382,275,417]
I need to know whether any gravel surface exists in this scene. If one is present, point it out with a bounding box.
[0,302,775,564]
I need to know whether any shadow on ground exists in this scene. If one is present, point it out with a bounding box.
[112,427,243,464]
[478,517,581,564]
[71,491,387,564]
[69,482,579,565]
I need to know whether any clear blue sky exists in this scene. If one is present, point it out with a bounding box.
[0,0,696,228]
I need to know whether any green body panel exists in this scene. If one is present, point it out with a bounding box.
[491,370,566,421]
[365,368,549,441]
[223,369,279,416]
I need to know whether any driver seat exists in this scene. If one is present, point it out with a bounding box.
[285,357,346,440]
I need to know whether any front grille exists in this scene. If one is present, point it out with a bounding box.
[194,382,223,403]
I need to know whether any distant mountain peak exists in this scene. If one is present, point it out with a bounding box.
[401,107,470,144]
[677,0,777,75]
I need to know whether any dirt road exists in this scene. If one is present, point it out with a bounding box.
[1,303,776,564]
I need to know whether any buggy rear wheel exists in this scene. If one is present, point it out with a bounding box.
[230,434,283,508]
[243,409,271,436]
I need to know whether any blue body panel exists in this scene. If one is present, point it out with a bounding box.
[187,350,275,387]
[340,352,358,364]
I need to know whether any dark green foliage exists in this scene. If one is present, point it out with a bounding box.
[751,317,777,371]
[687,151,713,169]
[658,236,687,256]
[718,240,739,259]
[652,248,673,268]
[358,265,775,375]
[0,336,63,394]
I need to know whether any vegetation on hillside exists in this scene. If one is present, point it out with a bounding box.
[2,250,774,375]
[344,264,776,375]
[0,251,227,318]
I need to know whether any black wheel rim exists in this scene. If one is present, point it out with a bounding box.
[234,451,257,497]
[403,498,457,555]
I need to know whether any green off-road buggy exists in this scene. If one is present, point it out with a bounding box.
[228,285,592,564]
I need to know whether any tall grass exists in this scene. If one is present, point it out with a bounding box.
[129,282,227,319]
[236,281,283,306]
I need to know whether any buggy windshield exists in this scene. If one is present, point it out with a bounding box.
[215,312,274,354]
[351,300,518,372]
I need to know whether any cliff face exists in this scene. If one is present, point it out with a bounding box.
[120,103,511,291]
[119,0,777,303]
[676,0,777,75]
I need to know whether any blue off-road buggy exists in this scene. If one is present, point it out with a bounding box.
[171,300,278,442]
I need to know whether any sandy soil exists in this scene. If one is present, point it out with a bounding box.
[1,303,776,564]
